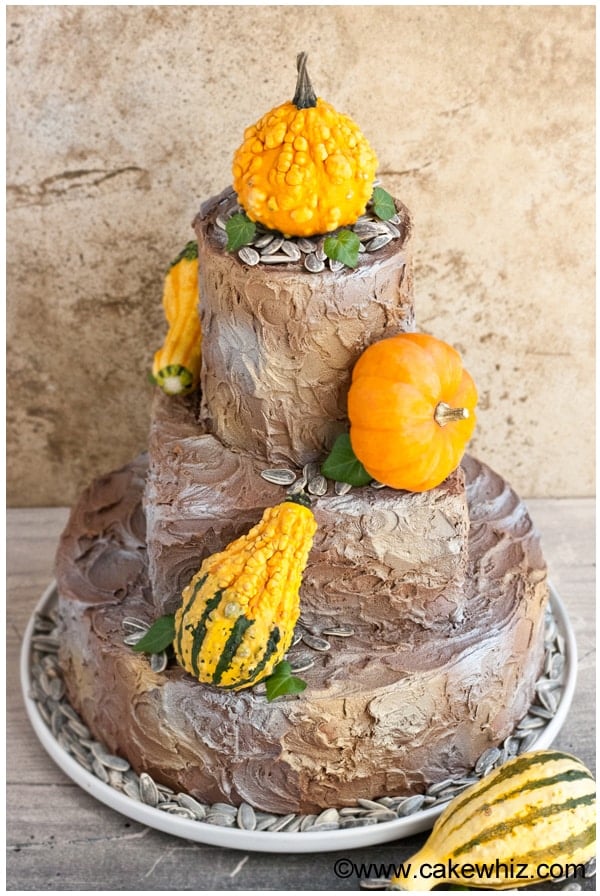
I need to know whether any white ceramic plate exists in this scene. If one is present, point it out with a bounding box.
[21,581,576,854]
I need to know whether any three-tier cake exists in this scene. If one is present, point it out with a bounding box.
[55,55,548,815]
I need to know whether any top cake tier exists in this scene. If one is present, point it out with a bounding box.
[193,188,414,467]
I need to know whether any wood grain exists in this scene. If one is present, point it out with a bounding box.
[7,501,595,891]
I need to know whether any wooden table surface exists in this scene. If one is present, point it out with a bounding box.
[7,500,595,891]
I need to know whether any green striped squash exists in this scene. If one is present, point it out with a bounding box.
[390,750,595,891]
[173,496,317,690]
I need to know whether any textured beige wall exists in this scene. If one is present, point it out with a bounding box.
[7,5,595,505]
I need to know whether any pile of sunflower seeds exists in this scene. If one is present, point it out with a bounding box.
[260,461,383,497]
[212,191,403,274]
[27,594,586,848]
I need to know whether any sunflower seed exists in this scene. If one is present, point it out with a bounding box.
[527,704,554,719]
[91,758,110,783]
[301,632,331,652]
[366,234,393,252]
[281,815,302,833]
[123,631,146,646]
[322,626,354,638]
[475,747,502,775]
[340,816,379,829]
[584,857,596,878]
[370,479,386,489]
[58,702,80,723]
[123,779,141,801]
[304,253,325,273]
[266,813,297,832]
[253,232,276,249]
[160,804,197,819]
[261,468,297,486]
[315,244,327,262]
[290,657,315,674]
[357,798,388,811]
[365,808,398,822]
[91,742,131,771]
[237,802,257,830]
[297,237,317,253]
[50,707,64,737]
[517,731,540,753]
[260,236,284,255]
[177,793,207,819]
[150,651,168,674]
[238,246,260,266]
[305,821,340,832]
[299,814,317,832]
[515,714,546,732]
[315,807,339,825]
[255,814,279,831]
[122,617,150,633]
[328,258,345,273]
[307,474,328,496]
[353,222,384,240]
[396,794,425,816]
[139,773,159,807]
[260,254,293,264]
[206,812,236,827]
[48,676,65,701]
[216,214,229,230]
[426,777,456,796]
[281,240,302,261]
[66,718,91,740]
[561,884,582,891]
[359,877,391,889]
[384,221,401,238]
[550,653,565,680]
[31,635,59,652]
[107,769,124,789]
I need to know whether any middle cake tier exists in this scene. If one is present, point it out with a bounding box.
[145,391,469,632]
[193,188,414,467]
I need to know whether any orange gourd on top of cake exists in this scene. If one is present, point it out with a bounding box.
[232,52,378,237]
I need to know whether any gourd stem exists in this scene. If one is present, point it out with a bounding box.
[292,52,318,109]
[434,401,469,427]
[285,491,313,509]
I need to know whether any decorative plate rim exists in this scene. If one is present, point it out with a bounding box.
[20,580,577,854]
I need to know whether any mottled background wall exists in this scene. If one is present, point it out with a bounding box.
[7,5,595,505]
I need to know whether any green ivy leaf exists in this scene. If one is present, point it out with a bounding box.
[132,615,176,654]
[225,213,257,252]
[264,661,307,702]
[321,433,372,486]
[323,229,360,269]
[371,186,396,221]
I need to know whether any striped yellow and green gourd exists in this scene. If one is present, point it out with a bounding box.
[152,241,202,395]
[173,495,318,690]
[389,750,596,891]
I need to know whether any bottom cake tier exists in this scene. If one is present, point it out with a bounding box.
[55,454,548,815]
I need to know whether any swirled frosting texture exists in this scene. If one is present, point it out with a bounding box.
[193,190,414,466]
[57,454,548,814]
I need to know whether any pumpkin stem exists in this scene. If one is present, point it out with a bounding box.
[292,52,317,110]
[434,402,470,427]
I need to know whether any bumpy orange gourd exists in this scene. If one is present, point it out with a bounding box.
[348,333,478,492]
[232,53,378,238]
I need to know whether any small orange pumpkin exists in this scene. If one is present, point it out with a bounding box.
[347,333,478,492]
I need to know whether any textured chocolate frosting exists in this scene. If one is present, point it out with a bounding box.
[145,391,469,632]
[194,189,414,467]
[56,453,547,814]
